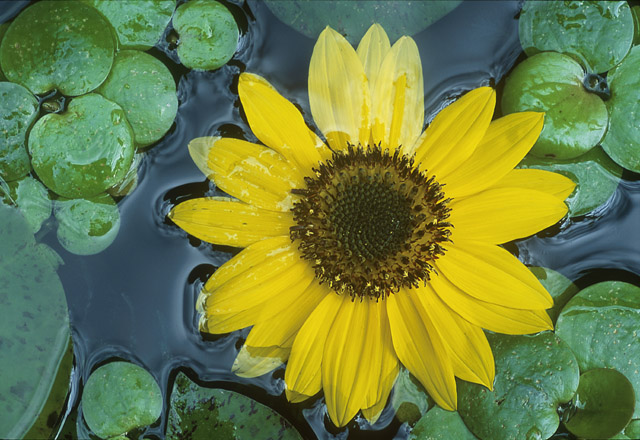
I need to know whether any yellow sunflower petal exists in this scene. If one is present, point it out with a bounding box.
[442,112,544,198]
[413,87,495,179]
[448,188,568,244]
[238,72,328,172]
[169,198,292,247]
[429,272,553,334]
[436,240,553,310]
[370,35,423,149]
[188,136,305,211]
[309,26,370,150]
[491,168,576,201]
[357,24,391,95]
[232,345,289,378]
[387,289,457,411]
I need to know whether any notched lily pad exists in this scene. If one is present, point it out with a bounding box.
[530,267,578,324]
[518,146,623,217]
[173,0,239,71]
[601,45,640,173]
[409,406,477,440]
[29,93,135,199]
[98,50,178,147]
[0,176,52,234]
[391,368,432,426]
[0,1,115,96]
[556,281,640,419]
[519,0,634,74]
[82,361,162,439]
[502,51,608,160]
[54,193,120,256]
[457,332,580,440]
[0,81,39,182]
[82,0,176,50]
[166,372,302,440]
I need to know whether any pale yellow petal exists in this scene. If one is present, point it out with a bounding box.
[491,168,576,201]
[188,136,305,211]
[448,188,568,244]
[169,198,291,247]
[412,87,495,179]
[309,26,370,150]
[371,36,424,150]
[238,72,328,173]
[435,240,553,310]
[429,272,553,334]
[233,345,289,378]
[442,112,544,198]
[357,24,391,95]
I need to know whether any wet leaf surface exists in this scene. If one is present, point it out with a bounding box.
[409,406,477,440]
[0,176,52,234]
[391,368,432,426]
[530,267,579,325]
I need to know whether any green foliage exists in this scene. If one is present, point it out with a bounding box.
[410,407,477,440]
[391,367,432,426]
[0,176,52,234]
[529,267,578,324]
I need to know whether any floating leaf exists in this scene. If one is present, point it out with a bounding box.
[173,0,239,71]
[82,361,162,439]
[0,23,8,81]
[391,368,432,426]
[264,1,461,44]
[98,50,178,147]
[108,152,142,197]
[0,176,52,234]
[556,281,640,419]
[54,193,120,256]
[519,0,634,74]
[0,81,38,182]
[625,419,640,439]
[518,146,622,217]
[457,332,580,440]
[563,368,635,439]
[502,51,608,160]
[29,93,135,199]
[601,45,640,173]
[633,6,640,45]
[166,372,302,440]
[0,204,71,439]
[530,267,579,324]
[409,406,477,440]
[0,1,115,96]
[82,0,176,50]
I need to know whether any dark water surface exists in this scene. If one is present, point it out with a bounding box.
[3,0,640,438]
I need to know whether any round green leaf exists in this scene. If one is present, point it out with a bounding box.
[519,1,634,74]
[98,50,178,147]
[564,368,635,439]
[601,45,640,173]
[530,267,578,324]
[625,419,640,439]
[518,146,623,217]
[556,281,640,419]
[502,51,608,159]
[173,0,239,71]
[0,176,52,234]
[0,23,8,81]
[82,0,176,50]
[391,367,432,426]
[0,204,70,439]
[0,82,38,182]
[0,1,115,96]
[166,372,302,440]
[409,407,477,440]
[29,93,135,199]
[54,193,120,256]
[458,332,580,440]
[108,152,142,197]
[82,361,162,439]
[264,1,461,44]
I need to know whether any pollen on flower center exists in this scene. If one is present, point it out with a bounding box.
[290,145,453,300]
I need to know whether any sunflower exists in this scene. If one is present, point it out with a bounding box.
[169,24,574,427]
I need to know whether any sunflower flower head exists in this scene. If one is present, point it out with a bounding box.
[170,24,575,428]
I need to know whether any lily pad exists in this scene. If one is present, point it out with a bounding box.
[556,281,640,419]
[98,50,178,147]
[457,332,580,440]
[601,45,640,173]
[502,51,608,160]
[54,193,120,256]
[519,1,634,74]
[530,267,579,324]
[108,152,142,197]
[625,419,640,438]
[82,361,162,439]
[264,1,461,44]
[391,368,432,426]
[564,368,635,439]
[29,93,135,199]
[0,81,38,182]
[0,176,52,234]
[0,204,71,439]
[409,406,477,440]
[82,0,176,50]
[173,0,239,71]
[0,1,115,96]
[166,372,302,440]
[633,6,640,45]
[0,23,8,81]
[518,146,623,217]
